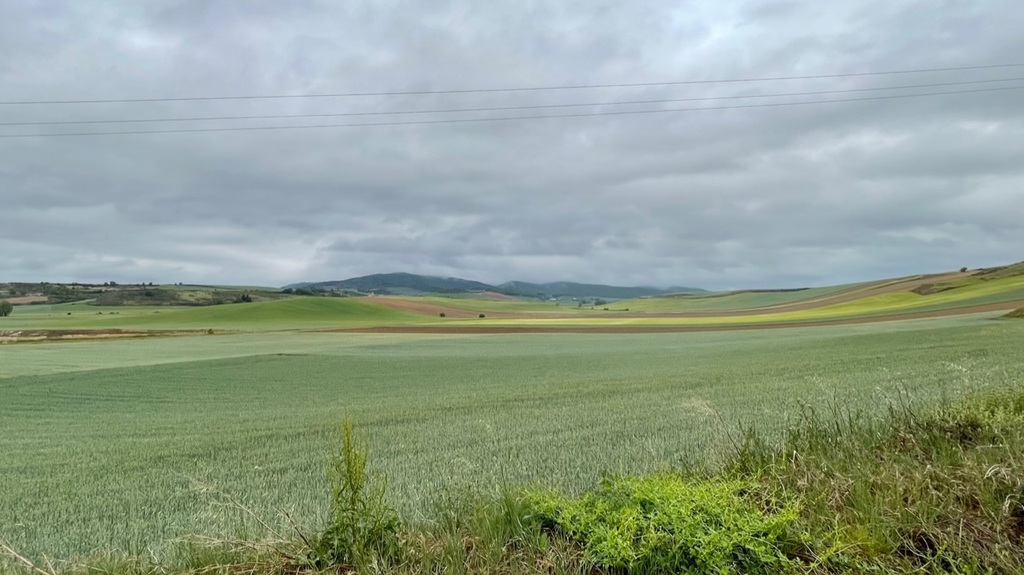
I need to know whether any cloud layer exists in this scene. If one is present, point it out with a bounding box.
[3,1,1023,289]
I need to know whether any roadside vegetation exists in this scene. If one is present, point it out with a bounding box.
[4,383,1023,574]
[3,316,1024,568]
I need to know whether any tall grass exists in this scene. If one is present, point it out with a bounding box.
[4,319,1024,562]
[5,383,1024,574]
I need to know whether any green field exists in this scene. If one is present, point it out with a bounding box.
[0,297,424,331]
[3,312,1024,563]
[4,267,1024,337]
[616,282,868,313]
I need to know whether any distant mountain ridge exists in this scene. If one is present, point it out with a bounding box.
[497,281,701,299]
[286,272,493,294]
[286,273,704,299]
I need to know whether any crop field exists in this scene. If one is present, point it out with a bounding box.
[3,312,1024,563]
[4,267,1024,339]
[617,282,868,313]
[0,298,426,332]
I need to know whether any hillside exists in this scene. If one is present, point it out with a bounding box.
[288,273,704,299]
[497,281,704,299]
[287,273,493,294]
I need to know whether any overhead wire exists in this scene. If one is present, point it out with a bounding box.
[2,84,1021,138]
[1,63,1022,105]
[3,76,1022,127]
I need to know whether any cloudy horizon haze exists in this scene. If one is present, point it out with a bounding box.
[3,1,1023,290]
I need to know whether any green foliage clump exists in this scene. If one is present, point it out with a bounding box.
[309,419,403,570]
[0,299,12,317]
[529,475,803,574]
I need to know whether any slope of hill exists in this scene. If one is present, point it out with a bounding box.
[287,273,494,294]
[497,281,704,299]
[288,273,704,299]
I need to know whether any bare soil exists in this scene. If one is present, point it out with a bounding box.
[5,296,50,305]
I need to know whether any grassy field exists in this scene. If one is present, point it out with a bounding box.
[4,267,1024,336]
[3,313,1023,564]
[616,282,868,313]
[0,298,425,331]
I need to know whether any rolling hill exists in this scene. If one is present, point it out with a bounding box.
[286,273,493,294]
[288,273,704,299]
[496,281,703,299]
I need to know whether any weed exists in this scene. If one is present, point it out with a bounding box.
[308,419,403,571]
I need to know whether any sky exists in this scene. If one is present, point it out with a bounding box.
[2,1,1023,290]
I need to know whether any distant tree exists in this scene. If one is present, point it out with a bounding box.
[960,267,968,273]
[0,300,12,317]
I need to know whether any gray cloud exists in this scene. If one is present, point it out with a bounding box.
[2,0,1023,289]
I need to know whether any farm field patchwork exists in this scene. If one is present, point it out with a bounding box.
[4,267,1024,337]
[2,313,1023,562]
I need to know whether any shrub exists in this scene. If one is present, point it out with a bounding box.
[0,300,12,317]
[529,475,803,574]
[479,314,486,318]
[439,312,446,318]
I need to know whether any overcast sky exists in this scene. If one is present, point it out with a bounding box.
[2,1,1022,290]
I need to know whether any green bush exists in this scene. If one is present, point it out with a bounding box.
[529,474,803,574]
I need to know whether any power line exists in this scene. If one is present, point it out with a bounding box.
[2,85,1020,139]
[4,76,1022,127]
[2,63,1023,105]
